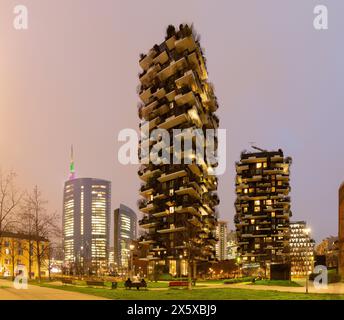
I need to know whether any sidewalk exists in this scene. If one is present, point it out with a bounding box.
[0,279,108,300]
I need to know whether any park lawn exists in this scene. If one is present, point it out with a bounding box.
[38,283,344,300]
[29,279,170,289]
[252,280,302,287]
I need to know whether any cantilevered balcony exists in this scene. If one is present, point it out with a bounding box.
[138,168,162,182]
[152,50,169,65]
[141,100,159,119]
[174,205,201,217]
[139,217,158,229]
[175,70,201,93]
[175,184,201,200]
[139,185,154,198]
[139,201,156,214]
[157,169,187,182]
[139,87,153,104]
[175,36,197,53]
[241,156,268,164]
[165,35,176,50]
[175,90,197,107]
[157,113,189,130]
[157,57,187,82]
[152,210,170,218]
[139,64,161,86]
[157,226,186,234]
[139,52,154,71]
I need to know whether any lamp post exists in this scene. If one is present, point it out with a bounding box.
[179,255,183,280]
[129,244,135,279]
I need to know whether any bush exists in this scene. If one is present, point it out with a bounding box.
[224,277,255,284]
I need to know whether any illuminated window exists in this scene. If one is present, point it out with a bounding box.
[256,163,262,169]
[244,189,248,194]
[271,212,275,217]
[254,206,260,212]
[169,206,175,213]
[250,219,255,224]
[254,200,260,206]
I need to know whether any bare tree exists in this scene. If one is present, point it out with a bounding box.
[21,186,60,282]
[0,170,23,259]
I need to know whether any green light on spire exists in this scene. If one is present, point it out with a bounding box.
[69,145,76,180]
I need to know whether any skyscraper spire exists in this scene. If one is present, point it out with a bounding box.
[69,144,76,180]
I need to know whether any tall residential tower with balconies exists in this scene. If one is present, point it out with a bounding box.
[137,24,219,278]
[234,147,292,279]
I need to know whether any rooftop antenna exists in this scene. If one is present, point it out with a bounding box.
[69,144,76,180]
[249,142,267,153]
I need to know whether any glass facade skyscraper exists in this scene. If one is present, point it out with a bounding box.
[63,153,111,274]
[114,204,137,269]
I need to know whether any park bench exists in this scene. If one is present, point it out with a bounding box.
[169,281,189,288]
[124,281,147,290]
[86,280,105,287]
[61,278,74,285]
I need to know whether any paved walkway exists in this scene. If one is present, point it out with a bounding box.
[196,280,344,295]
[0,279,107,300]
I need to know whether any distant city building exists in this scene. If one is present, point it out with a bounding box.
[63,148,111,275]
[114,204,137,269]
[0,232,49,278]
[339,182,344,277]
[234,147,292,279]
[289,221,315,276]
[227,230,238,260]
[215,221,228,261]
[316,235,338,269]
[137,24,219,278]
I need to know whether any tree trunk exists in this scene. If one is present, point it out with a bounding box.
[36,240,41,282]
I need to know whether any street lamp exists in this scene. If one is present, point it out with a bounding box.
[129,244,135,279]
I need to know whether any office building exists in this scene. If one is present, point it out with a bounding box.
[114,204,137,269]
[215,221,228,261]
[289,221,315,276]
[63,150,111,275]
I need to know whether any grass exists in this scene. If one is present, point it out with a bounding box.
[252,280,302,287]
[37,282,344,300]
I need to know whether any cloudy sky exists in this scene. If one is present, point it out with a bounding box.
[0,0,343,242]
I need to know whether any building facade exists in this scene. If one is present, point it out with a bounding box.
[137,24,219,277]
[0,232,49,278]
[234,148,292,277]
[339,183,344,277]
[316,236,338,269]
[215,221,228,261]
[63,156,111,275]
[227,230,238,260]
[289,221,315,276]
[114,204,137,270]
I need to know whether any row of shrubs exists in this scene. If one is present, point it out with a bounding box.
[223,277,255,284]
